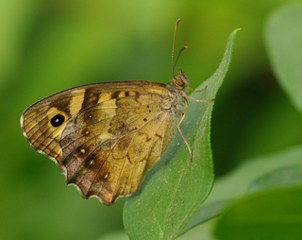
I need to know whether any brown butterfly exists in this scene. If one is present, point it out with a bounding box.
[20,19,209,205]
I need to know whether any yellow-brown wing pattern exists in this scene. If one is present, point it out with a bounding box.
[21,81,187,204]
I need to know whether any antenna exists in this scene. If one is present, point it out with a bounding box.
[172,18,181,76]
[171,18,188,76]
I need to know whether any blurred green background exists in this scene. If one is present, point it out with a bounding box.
[1,0,301,239]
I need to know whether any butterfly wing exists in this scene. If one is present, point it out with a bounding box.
[21,81,185,204]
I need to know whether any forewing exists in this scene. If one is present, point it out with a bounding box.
[21,81,175,204]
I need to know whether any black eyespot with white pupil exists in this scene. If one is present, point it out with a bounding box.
[50,114,65,127]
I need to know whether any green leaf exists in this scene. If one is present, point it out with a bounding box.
[186,145,302,232]
[206,145,302,203]
[123,29,240,240]
[248,165,302,192]
[265,4,302,113]
[213,185,302,240]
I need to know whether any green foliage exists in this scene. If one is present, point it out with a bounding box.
[182,145,302,237]
[214,186,302,240]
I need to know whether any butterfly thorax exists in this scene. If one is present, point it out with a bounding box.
[167,70,189,112]
[165,71,188,119]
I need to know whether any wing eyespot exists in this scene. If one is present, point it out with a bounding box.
[50,114,65,127]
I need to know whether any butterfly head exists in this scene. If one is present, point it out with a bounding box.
[171,70,189,91]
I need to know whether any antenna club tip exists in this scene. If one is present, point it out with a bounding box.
[176,18,181,25]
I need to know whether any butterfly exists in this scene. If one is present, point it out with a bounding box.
[20,19,209,205]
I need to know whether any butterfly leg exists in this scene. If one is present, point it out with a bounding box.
[186,85,215,103]
[186,96,215,103]
[187,85,208,93]
[177,112,193,162]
